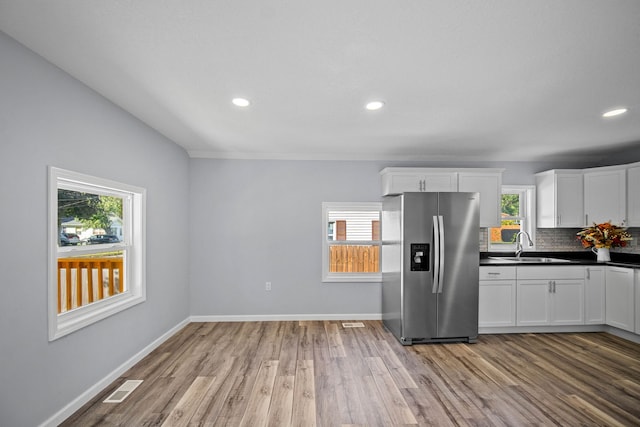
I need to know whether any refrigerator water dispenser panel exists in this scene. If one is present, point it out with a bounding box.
[410,243,430,271]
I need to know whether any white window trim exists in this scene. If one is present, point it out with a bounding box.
[48,167,146,341]
[322,202,382,283]
[489,185,536,252]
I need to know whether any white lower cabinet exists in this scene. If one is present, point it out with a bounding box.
[606,266,635,332]
[480,264,640,335]
[636,270,640,334]
[584,266,606,324]
[516,266,585,326]
[479,267,516,327]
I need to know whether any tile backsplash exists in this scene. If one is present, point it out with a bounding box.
[480,227,640,254]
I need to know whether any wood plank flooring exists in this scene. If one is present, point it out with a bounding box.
[61,321,640,426]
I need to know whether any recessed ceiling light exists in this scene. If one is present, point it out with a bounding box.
[365,101,385,111]
[602,107,628,118]
[232,98,251,107]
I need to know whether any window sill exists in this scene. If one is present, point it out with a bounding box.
[322,273,382,283]
[50,291,145,341]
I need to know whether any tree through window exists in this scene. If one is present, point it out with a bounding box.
[489,186,536,251]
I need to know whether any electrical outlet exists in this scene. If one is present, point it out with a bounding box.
[265,281,271,291]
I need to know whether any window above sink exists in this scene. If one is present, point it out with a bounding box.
[489,185,536,253]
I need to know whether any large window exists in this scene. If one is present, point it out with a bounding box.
[489,185,536,252]
[48,167,146,340]
[322,202,382,282]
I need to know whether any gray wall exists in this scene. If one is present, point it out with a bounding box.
[188,157,640,318]
[189,159,386,317]
[0,32,190,427]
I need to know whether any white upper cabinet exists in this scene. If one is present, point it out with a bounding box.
[380,168,457,194]
[536,163,636,228]
[584,167,626,225]
[627,163,640,227]
[458,171,503,227]
[535,170,584,228]
[380,167,504,228]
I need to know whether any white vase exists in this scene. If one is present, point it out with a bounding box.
[592,247,611,262]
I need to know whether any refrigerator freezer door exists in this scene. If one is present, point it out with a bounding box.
[401,193,439,341]
[381,195,402,340]
[436,192,480,340]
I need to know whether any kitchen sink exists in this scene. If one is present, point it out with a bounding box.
[489,256,573,263]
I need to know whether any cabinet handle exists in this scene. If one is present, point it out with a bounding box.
[553,280,557,293]
[548,281,553,293]
[487,272,501,276]
[585,214,589,225]
[586,268,590,280]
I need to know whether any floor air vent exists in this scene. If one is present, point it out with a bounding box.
[103,380,143,403]
[342,322,365,328]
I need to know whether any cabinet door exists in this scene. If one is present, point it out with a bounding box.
[627,165,640,227]
[422,173,458,192]
[605,266,635,332]
[550,279,584,325]
[381,171,457,195]
[459,172,502,227]
[517,280,550,326]
[636,270,640,334]
[381,173,424,195]
[584,266,605,324]
[479,280,516,327]
[556,174,584,227]
[536,170,583,228]
[584,169,626,225]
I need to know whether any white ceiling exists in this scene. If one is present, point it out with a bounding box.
[1,1,639,162]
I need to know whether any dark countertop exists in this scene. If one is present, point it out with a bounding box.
[480,251,640,268]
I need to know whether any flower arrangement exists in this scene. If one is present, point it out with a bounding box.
[576,222,632,249]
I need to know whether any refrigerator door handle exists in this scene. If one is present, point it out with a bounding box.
[432,215,440,294]
[437,215,445,293]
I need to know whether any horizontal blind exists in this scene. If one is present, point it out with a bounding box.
[328,211,379,241]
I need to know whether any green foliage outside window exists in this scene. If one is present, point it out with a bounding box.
[58,189,123,233]
[501,194,520,216]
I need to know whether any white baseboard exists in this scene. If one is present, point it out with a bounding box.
[479,325,606,335]
[604,325,640,344]
[190,313,382,322]
[40,317,191,427]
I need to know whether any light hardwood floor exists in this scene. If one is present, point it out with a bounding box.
[61,321,640,426]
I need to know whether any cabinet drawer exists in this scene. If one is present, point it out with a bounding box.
[516,266,584,280]
[480,266,516,280]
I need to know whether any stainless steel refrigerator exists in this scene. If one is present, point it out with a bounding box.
[382,192,480,345]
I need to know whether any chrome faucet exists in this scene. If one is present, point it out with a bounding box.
[514,231,534,258]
